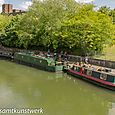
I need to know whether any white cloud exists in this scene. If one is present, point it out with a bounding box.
[0,0,5,12]
[75,0,95,3]
[20,1,33,10]
[0,0,4,5]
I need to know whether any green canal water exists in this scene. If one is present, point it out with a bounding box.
[0,60,115,115]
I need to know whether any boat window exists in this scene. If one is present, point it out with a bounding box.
[76,66,80,72]
[92,71,100,79]
[100,73,107,80]
[87,70,92,76]
[107,75,114,82]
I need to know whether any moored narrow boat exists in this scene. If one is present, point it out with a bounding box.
[14,52,63,72]
[64,64,115,90]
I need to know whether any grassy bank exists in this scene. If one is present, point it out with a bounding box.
[94,45,115,61]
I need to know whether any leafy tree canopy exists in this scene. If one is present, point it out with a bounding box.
[0,0,115,56]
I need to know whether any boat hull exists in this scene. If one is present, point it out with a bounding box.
[67,69,115,91]
[14,59,63,72]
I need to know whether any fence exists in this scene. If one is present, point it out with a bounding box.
[68,55,115,69]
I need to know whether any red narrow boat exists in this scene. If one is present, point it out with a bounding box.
[64,64,115,90]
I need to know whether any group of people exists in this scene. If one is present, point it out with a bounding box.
[33,49,69,64]
[47,50,69,62]
[71,61,111,73]
[72,62,92,69]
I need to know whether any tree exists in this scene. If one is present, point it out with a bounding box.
[0,1,114,56]
[17,0,80,50]
[1,15,22,47]
[55,5,115,55]
[98,6,111,15]
[0,15,11,33]
[109,9,115,24]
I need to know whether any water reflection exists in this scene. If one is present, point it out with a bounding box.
[0,60,115,115]
[108,103,115,115]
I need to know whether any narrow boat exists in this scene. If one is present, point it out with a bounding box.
[14,52,63,72]
[64,64,115,90]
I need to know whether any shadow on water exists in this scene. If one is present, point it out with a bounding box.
[0,60,115,115]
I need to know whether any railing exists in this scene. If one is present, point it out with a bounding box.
[68,55,115,69]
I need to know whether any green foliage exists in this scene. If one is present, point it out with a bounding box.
[54,5,115,55]
[109,9,115,24]
[0,15,11,35]
[19,0,79,49]
[1,15,22,47]
[98,6,115,24]
[0,1,115,56]
[98,6,111,15]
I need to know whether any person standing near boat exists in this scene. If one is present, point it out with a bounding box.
[54,52,58,66]
[63,51,68,61]
[60,51,64,61]
[85,56,88,64]
[47,49,51,58]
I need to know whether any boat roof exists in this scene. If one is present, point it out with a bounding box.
[71,63,115,76]
[16,52,55,64]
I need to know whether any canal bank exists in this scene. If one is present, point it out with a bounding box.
[1,47,115,91]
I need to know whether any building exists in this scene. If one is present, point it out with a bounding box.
[2,4,26,15]
[2,4,13,13]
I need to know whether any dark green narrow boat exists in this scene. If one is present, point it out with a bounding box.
[14,52,63,72]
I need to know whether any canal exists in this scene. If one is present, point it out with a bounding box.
[0,60,115,115]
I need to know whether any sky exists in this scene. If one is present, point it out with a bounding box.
[94,0,115,9]
[0,0,115,12]
[0,0,32,12]
[76,0,115,9]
